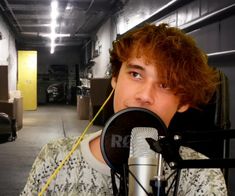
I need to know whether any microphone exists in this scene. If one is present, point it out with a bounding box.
[128,127,159,196]
[100,107,167,174]
[100,107,167,195]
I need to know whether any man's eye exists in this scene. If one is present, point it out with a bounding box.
[130,72,141,79]
[159,83,171,89]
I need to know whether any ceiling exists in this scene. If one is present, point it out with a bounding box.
[0,0,125,49]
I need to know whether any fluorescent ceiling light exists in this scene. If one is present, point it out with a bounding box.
[49,1,70,53]
[50,1,58,54]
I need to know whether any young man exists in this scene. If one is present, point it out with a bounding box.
[21,24,227,195]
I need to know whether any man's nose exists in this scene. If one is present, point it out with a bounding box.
[134,84,155,105]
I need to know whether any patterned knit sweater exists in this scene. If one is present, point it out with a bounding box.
[20,131,227,196]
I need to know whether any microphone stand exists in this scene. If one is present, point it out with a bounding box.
[147,129,235,169]
[111,165,129,196]
[146,129,235,196]
[148,135,167,196]
[150,153,167,196]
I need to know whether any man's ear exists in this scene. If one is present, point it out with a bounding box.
[111,77,117,89]
[177,104,189,113]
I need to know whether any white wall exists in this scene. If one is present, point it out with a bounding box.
[91,0,170,78]
[92,19,112,78]
[116,0,170,34]
[0,15,17,91]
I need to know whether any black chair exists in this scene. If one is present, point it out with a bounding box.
[0,112,17,143]
[168,70,231,183]
[168,70,230,159]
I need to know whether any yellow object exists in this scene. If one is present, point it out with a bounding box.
[17,50,37,110]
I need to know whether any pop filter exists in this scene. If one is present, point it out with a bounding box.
[100,107,167,174]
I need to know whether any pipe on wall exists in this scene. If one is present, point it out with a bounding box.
[123,0,189,34]
[208,50,235,58]
[180,3,235,32]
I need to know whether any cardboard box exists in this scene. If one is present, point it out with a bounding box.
[15,97,23,130]
[77,96,90,120]
[0,99,15,119]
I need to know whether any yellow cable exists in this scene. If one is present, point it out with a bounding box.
[38,88,114,196]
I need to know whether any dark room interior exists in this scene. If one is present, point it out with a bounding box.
[1,0,235,195]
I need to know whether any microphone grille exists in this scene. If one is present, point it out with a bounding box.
[129,127,158,158]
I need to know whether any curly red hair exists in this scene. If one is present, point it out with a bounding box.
[110,23,219,108]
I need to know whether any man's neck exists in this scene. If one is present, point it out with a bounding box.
[89,136,106,163]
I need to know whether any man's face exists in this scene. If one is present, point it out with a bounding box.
[111,57,188,127]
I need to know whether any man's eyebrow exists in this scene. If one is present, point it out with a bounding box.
[126,63,144,70]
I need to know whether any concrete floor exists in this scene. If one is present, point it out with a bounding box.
[0,105,102,196]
